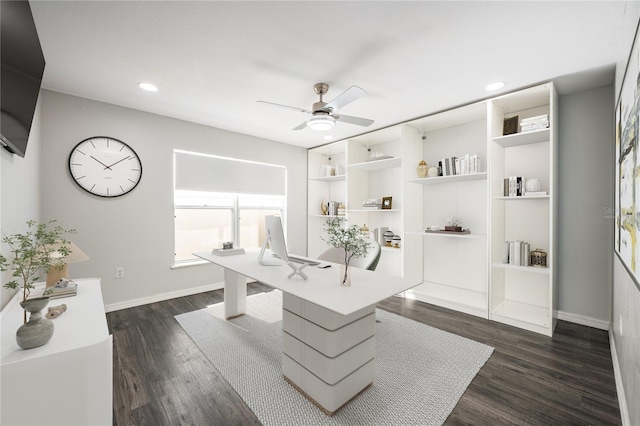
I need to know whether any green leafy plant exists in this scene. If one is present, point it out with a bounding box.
[0,220,76,303]
[322,217,370,285]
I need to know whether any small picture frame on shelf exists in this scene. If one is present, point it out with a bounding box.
[503,115,519,135]
[381,196,392,210]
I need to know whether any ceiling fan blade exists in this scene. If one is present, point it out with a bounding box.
[292,121,308,131]
[334,114,374,127]
[323,86,366,112]
[257,100,311,114]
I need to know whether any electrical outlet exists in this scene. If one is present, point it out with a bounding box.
[619,314,623,336]
[116,267,124,279]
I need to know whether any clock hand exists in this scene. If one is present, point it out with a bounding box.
[104,156,131,169]
[90,155,112,170]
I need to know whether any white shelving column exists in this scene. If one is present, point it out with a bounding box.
[307,141,347,258]
[402,102,489,318]
[488,82,558,336]
[347,126,403,276]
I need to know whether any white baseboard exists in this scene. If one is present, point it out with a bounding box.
[557,310,610,330]
[609,330,630,425]
[104,282,224,313]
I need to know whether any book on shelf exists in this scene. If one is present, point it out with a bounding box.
[520,114,549,132]
[437,154,480,177]
[504,176,525,197]
[504,241,531,266]
[520,114,548,124]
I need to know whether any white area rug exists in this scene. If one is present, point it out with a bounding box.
[175,290,493,426]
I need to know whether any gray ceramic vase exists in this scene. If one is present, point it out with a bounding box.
[16,297,54,350]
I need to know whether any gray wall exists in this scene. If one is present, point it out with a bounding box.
[558,85,614,325]
[0,98,43,309]
[38,90,307,309]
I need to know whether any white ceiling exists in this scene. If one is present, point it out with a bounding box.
[30,1,630,149]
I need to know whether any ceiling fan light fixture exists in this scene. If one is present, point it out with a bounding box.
[307,114,335,131]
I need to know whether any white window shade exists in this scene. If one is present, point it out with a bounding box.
[175,150,286,196]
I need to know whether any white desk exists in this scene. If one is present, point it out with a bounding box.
[1,278,112,425]
[195,250,420,414]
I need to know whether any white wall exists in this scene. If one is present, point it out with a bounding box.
[557,85,613,326]
[0,97,43,309]
[38,90,307,309]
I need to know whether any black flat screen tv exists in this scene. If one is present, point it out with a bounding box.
[1,0,45,158]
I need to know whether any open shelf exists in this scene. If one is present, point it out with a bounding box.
[492,262,550,274]
[406,281,487,318]
[406,172,486,185]
[492,128,550,148]
[348,209,401,213]
[493,195,549,200]
[405,231,486,239]
[492,300,550,331]
[309,214,345,219]
[309,175,345,182]
[348,157,401,171]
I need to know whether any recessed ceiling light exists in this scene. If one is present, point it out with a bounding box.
[137,82,158,92]
[486,81,506,91]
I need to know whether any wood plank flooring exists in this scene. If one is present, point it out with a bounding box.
[107,284,621,425]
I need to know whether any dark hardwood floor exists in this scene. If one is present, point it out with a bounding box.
[107,283,621,425]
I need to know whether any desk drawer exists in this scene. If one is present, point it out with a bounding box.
[283,332,375,385]
[282,310,375,358]
[283,293,374,331]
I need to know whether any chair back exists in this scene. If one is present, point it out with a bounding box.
[317,238,381,271]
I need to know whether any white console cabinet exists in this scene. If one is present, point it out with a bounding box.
[1,278,112,425]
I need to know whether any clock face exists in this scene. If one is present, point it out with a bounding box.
[68,137,142,197]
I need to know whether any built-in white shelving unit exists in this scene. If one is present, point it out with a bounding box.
[307,141,347,258]
[306,82,558,336]
[488,82,558,336]
[402,101,489,319]
[347,126,403,277]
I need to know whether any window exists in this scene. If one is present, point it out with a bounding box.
[174,151,286,264]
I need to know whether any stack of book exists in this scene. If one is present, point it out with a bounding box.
[520,114,549,132]
[504,176,548,197]
[45,282,77,299]
[438,154,481,176]
[211,247,245,256]
[503,241,531,266]
[362,199,382,209]
[504,176,524,197]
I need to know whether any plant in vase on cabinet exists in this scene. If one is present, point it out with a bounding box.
[322,217,370,286]
[0,220,76,349]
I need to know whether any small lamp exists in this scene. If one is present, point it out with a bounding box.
[46,241,89,287]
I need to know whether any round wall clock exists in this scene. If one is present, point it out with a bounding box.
[68,136,142,197]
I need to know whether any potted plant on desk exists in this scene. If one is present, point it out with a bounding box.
[323,217,370,286]
[1,220,75,349]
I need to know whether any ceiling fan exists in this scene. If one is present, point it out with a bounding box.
[258,83,374,131]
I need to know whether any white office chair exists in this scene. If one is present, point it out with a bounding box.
[317,238,381,271]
